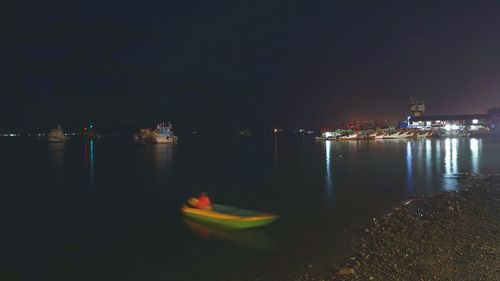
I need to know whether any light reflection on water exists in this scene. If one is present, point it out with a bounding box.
[425,139,432,177]
[325,140,334,211]
[435,140,441,175]
[399,138,485,193]
[470,138,479,174]
[48,142,65,184]
[151,144,174,177]
[83,140,96,184]
[336,138,490,198]
[406,141,414,196]
[90,140,95,183]
[443,138,459,190]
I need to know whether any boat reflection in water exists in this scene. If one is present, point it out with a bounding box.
[150,144,175,176]
[183,219,276,251]
[48,142,65,184]
[136,144,175,186]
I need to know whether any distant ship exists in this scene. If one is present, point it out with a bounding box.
[154,122,178,143]
[133,122,178,144]
[47,125,69,142]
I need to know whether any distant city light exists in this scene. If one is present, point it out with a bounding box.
[472,119,478,124]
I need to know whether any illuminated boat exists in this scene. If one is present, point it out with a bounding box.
[47,125,69,142]
[315,131,338,140]
[415,130,434,138]
[181,199,279,229]
[133,122,178,144]
[383,130,412,139]
[338,133,366,140]
[374,132,388,139]
[405,131,418,138]
[153,122,178,143]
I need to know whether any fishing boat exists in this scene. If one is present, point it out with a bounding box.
[369,132,385,139]
[153,122,178,143]
[374,132,388,139]
[133,122,178,144]
[315,136,335,141]
[338,133,365,140]
[47,125,69,142]
[383,130,409,139]
[181,198,279,229]
[415,130,434,138]
[405,130,418,138]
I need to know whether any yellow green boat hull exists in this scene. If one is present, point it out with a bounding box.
[181,203,278,229]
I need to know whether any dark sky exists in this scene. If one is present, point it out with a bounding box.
[3,1,500,130]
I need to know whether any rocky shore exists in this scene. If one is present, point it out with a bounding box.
[298,174,500,281]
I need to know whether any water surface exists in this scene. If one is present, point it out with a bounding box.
[0,136,499,280]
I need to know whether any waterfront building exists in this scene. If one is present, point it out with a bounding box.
[407,99,499,136]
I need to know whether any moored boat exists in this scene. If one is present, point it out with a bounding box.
[374,132,388,139]
[133,122,178,144]
[47,125,69,142]
[338,133,367,140]
[154,122,178,143]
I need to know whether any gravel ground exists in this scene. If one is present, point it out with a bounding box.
[296,174,500,281]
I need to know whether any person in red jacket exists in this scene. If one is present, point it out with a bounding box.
[196,193,212,209]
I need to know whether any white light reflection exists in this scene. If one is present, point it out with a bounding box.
[425,139,432,177]
[435,140,441,175]
[444,138,458,190]
[470,138,479,174]
[325,140,334,212]
[406,141,414,196]
[452,138,458,174]
[325,141,332,190]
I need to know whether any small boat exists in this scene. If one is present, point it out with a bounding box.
[315,136,335,141]
[338,133,364,140]
[47,125,69,142]
[181,198,279,229]
[405,131,417,138]
[154,122,178,143]
[133,122,178,144]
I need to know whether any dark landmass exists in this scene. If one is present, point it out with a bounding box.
[296,174,500,281]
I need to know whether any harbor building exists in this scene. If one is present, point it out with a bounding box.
[407,99,499,136]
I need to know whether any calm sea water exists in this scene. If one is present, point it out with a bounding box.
[0,135,499,281]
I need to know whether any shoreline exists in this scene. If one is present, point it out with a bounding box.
[296,174,500,281]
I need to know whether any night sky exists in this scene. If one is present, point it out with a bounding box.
[3,1,500,130]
